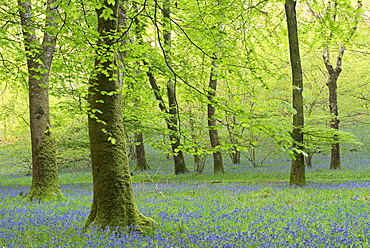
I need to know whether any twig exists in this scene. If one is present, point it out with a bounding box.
[145,168,166,197]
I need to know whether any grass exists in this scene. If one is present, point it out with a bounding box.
[0,139,370,247]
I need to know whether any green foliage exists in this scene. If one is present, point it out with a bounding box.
[0,0,369,174]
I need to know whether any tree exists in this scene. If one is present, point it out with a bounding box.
[206,1,225,173]
[285,0,306,186]
[225,114,241,165]
[324,0,362,170]
[188,106,206,173]
[17,0,62,200]
[161,0,188,174]
[134,132,150,171]
[85,0,155,231]
[208,54,224,173]
[307,0,362,169]
[120,2,150,172]
[323,44,343,169]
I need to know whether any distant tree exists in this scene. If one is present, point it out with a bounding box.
[323,44,343,169]
[120,2,150,172]
[205,0,225,174]
[17,0,62,200]
[134,132,150,171]
[85,0,155,231]
[285,0,306,186]
[225,115,241,165]
[161,0,188,174]
[208,41,224,174]
[189,108,206,173]
[308,0,362,169]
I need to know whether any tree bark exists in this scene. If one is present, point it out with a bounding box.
[285,0,306,186]
[162,0,188,174]
[207,6,225,174]
[208,61,224,174]
[134,2,187,173]
[323,46,344,170]
[189,108,204,172]
[85,0,155,232]
[18,0,62,201]
[134,132,150,171]
[230,149,241,165]
[119,6,150,171]
[145,65,188,173]
[305,151,314,167]
[226,115,241,165]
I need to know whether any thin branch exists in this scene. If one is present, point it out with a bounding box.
[115,0,148,43]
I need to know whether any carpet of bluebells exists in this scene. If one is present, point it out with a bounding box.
[1,138,370,247]
[1,175,370,247]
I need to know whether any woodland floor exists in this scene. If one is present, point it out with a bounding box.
[0,139,370,247]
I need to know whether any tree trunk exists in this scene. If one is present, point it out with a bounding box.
[162,0,188,174]
[120,2,149,172]
[305,151,313,167]
[85,0,155,232]
[18,0,61,201]
[134,2,187,173]
[189,108,204,172]
[145,65,187,174]
[308,0,361,169]
[208,63,224,174]
[323,46,344,170]
[231,151,241,165]
[167,83,188,174]
[134,132,150,171]
[226,115,241,165]
[285,0,306,186]
[207,4,225,174]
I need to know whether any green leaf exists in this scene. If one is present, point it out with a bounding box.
[33,74,42,79]
[107,0,115,5]
[100,7,114,20]
[301,150,308,157]
[108,137,116,144]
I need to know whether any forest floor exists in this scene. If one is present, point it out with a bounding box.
[1,140,370,247]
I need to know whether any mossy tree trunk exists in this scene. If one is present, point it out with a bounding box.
[18,0,62,201]
[285,0,306,186]
[85,0,155,232]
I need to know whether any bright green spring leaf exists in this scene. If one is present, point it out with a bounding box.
[108,136,116,144]
[100,7,114,20]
